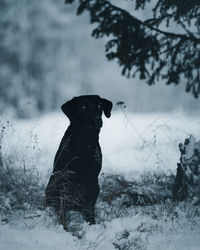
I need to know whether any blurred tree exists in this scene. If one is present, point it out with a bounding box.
[0,0,81,117]
[65,0,200,98]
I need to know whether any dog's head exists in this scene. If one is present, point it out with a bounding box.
[61,95,112,130]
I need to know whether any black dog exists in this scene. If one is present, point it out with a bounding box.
[45,95,112,225]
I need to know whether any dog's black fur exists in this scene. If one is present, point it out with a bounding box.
[45,95,112,224]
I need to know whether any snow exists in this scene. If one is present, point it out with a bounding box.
[149,231,200,250]
[1,110,200,250]
[1,209,200,250]
[0,224,77,250]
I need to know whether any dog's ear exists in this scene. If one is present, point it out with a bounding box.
[102,98,113,118]
[61,98,75,120]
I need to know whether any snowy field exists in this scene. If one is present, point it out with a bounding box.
[2,110,200,176]
[1,110,200,250]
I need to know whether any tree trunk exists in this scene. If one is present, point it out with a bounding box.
[173,135,200,204]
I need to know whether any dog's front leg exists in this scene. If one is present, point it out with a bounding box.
[82,204,96,225]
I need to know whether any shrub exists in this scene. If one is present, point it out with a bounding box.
[99,171,175,207]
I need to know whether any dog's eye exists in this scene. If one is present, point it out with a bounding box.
[97,103,102,109]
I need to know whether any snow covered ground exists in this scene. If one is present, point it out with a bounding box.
[1,211,200,250]
[1,110,200,250]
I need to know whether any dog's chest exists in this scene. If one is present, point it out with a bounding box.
[59,127,102,166]
[73,138,102,161]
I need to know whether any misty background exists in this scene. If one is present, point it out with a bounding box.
[0,0,199,118]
